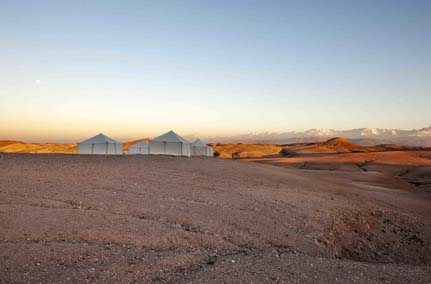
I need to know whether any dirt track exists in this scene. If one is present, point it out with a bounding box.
[0,154,430,283]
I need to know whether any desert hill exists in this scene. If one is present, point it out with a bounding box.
[283,137,373,154]
[209,142,282,158]
[0,140,21,147]
[0,140,76,154]
[210,137,429,159]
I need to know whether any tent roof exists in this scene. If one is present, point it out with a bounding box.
[130,140,149,148]
[152,130,189,143]
[79,133,120,144]
[192,139,207,147]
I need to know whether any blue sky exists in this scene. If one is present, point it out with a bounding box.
[1,0,430,142]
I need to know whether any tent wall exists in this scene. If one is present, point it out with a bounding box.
[128,146,149,155]
[191,146,213,157]
[148,142,164,154]
[77,144,92,154]
[165,142,182,155]
[77,143,123,155]
[114,143,123,155]
[148,141,190,157]
[182,143,191,157]
[191,146,207,156]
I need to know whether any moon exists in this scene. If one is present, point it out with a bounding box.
[35,80,41,84]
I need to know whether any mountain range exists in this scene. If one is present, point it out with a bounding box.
[196,127,431,147]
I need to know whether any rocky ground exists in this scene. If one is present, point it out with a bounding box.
[0,154,430,283]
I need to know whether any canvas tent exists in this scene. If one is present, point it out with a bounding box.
[191,139,213,157]
[149,130,191,157]
[77,133,123,155]
[128,140,149,155]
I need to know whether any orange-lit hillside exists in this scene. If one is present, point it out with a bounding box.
[0,140,77,154]
[209,142,282,158]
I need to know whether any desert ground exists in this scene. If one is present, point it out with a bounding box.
[0,151,430,283]
[212,138,431,194]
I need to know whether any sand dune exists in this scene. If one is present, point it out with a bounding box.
[0,140,77,154]
[0,140,22,147]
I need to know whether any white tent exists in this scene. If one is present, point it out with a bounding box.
[128,140,149,155]
[191,139,213,157]
[149,130,191,157]
[77,133,123,155]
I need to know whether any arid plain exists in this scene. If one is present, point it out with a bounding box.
[0,138,430,283]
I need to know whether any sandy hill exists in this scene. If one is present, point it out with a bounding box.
[209,142,282,158]
[284,137,375,154]
[324,137,366,151]
[0,140,22,147]
[0,154,430,283]
[0,140,77,154]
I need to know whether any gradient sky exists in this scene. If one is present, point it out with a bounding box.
[1,0,430,142]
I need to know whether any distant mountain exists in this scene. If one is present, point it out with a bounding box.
[197,127,431,147]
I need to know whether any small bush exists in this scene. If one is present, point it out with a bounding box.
[213,151,220,157]
[280,148,297,157]
[231,152,240,159]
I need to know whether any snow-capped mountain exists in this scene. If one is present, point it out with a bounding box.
[188,127,431,147]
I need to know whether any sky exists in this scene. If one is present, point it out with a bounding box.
[1,0,430,142]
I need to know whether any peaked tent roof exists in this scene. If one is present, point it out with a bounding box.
[130,140,149,147]
[192,139,207,147]
[79,133,120,144]
[152,130,189,143]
